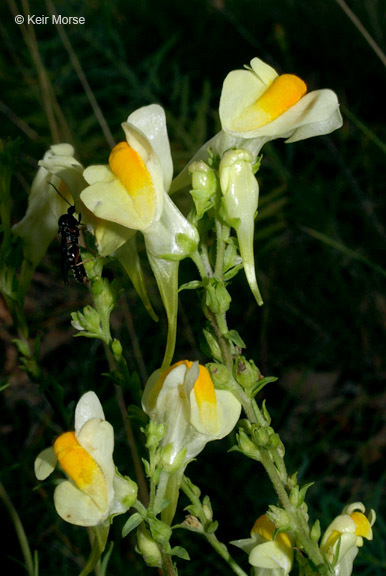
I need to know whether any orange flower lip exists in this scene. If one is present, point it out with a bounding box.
[54,430,108,510]
[232,73,307,131]
[109,141,153,197]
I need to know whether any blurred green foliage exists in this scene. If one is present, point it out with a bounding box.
[0,0,385,574]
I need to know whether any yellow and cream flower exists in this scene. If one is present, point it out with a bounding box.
[143,360,241,462]
[142,360,241,522]
[13,144,82,271]
[217,56,342,156]
[232,515,294,576]
[35,391,137,527]
[80,104,197,258]
[320,502,376,576]
[81,105,198,367]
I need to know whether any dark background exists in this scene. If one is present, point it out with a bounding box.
[1,0,385,574]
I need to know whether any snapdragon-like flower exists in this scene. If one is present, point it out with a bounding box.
[231,515,293,576]
[217,56,343,156]
[171,56,342,194]
[142,360,241,522]
[35,391,137,527]
[13,143,135,296]
[81,105,198,367]
[13,144,82,275]
[320,502,375,576]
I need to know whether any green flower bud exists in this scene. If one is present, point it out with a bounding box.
[207,363,231,389]
[202,495,213,522]
[111,338,123,358]
[310,519,321,543]
[234,356,261,390]
[205,278,231,314]
[71,305,101,335]
[136,524,163,568]
[269,432,281,449]
[267,505,291,531]
[202,329,222,362]
[189,160,217,219]
[145,420,167,450]
[237,427,261,460]
[120,475,139,508]
[288,472,298,488]
[253,426,270,447]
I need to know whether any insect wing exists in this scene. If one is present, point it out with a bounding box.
[61,234,70,285]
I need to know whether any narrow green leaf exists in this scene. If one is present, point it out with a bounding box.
[122,512,143,538]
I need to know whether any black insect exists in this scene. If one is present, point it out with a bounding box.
[58,206,89,285]
[50,184,89,285]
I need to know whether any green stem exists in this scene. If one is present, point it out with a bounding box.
[238,394,324,568]
[191,249,211,280]
[206,301,324,567]
[258,450,324,568]
[214,220,230,278]
[206,307,233,371]
[160,550,177,576]
[181,477,248,576]
[0,481,34,576]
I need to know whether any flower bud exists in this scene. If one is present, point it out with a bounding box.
[160,445,187,473]
[207,363,231,389]
[202,330,222,362]
[145,420,167,450]
[189,160,217,219]
[266,506,291,531]
[111,338,123,358]
[310,519,321,543]
[234,356,261,390]
[237,427,261,460]
[71,305,101,335]
[205,278,231,314]
[136,524,163,568]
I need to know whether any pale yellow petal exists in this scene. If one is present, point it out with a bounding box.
[34,447,57,480]
[54,480,104,526]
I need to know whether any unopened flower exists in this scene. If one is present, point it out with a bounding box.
[219,148,262,305]
[35,391,137,527]
[231,514,293,576]
[320,502,376,576]
[142,360,241,522]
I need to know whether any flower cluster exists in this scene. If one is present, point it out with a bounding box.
[14,56,343,340]
[232,503,375,576]
[25,55,377,576]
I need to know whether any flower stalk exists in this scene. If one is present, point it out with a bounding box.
[181,476,249,576]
